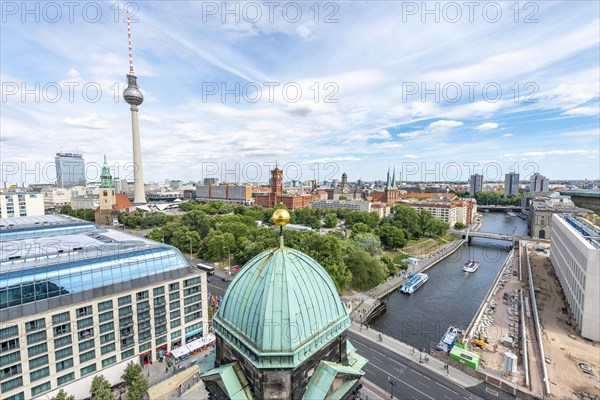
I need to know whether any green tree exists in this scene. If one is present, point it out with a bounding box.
[324,213,338,228]
[181,210,211,237]
[377,225,407,250]
[201,232,236,261]
[350,222,371,237]
[122,362,148,400]
[90,375,112,400]
[122,362,143,386]
[339,195,348,200]
[351,233,382,256]
[454,222,466,230]
[389,205,422,239]
[341,241,387,290]
[51,389,75,400]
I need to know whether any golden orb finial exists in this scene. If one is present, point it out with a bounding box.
[273,208,290,227]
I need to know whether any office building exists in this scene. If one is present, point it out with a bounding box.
[0,192,44,218]
[504,172,519,197]
[470,174,483,196]
[310,199,372,213]
[550,214,600,341]
[0,215,208,399]
[55,153,86,188]
[530,173,549,196]
[528,193,590,239]
[41,188,72,211]
[196,185,254,205]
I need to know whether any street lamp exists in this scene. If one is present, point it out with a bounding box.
[188,236,193,264]
[224,246,231,276]
[387,377,397,399]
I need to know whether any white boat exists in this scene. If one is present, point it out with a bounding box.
[507,212,516,217]
[463,260,480,273]
[436,326,460,353]
[400,273,428,294]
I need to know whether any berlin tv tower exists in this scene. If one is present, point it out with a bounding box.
[123,12,146,205]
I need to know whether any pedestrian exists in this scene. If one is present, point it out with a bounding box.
[378,333,382,342]
[166,366,169,373]
[413,347,415,354]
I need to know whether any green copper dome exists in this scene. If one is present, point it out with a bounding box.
[213,245,350,368]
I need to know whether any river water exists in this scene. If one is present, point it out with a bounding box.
[370,212,529,351]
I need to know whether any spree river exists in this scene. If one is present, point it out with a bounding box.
[370,212,529,351]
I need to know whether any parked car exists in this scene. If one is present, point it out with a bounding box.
[221,277,229,282]
[579,363,593,375]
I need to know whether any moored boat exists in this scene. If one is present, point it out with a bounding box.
[400,273,428,294]
[436,325,460,353]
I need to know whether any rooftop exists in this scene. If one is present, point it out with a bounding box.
[0,214,98,241]
[560,214,600,249]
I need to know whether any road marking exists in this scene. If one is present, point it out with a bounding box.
[416,380,431,388]
[444,396,453,400]
[434,381,459,395]
[410,369,432,380]
[365,361,435,400]
[373,356,384,364]
[485,387,499,396]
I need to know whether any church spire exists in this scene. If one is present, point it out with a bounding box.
[100,155,113,188]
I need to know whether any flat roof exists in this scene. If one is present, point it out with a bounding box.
[560,190,600,198]
[0,215,98,241]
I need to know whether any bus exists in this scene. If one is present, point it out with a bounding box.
[196,263,215,275]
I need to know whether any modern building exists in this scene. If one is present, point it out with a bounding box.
[504,172,519,197]
[528,193,590,239]
[396,199,477,228]
[310,199,372,213]
[560,190,600,216]
[41,188,72,211]
[0,215,209,400]
[196,185,254,205]
[71,196,99,210]
[201,212,367,398]
[470,174,483,196]
[203,178,219,186]
[529,173,549,196]
[54,153,86,188]
[550,214,600,341]
[0,192,44,218]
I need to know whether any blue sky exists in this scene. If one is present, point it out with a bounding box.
[1,1,599,184]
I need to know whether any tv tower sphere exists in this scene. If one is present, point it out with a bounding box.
[123,74,144,106]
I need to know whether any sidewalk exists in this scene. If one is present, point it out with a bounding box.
[349,323,481,389]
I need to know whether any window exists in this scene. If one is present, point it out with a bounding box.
[55,347,73,361]
[184,294,201,305]
[136,291,149,301]
[137,300,150,311]
[1,377,23,392]
[170,319,181,329]
[170,300,181,310]
[78,340,94,352]
[154,315,167,325]
[156,336,167,345]
[169,292,180,301]
[100,322,114,334]
[138,331,151,342]
[121,349,134,360]
[53,323,71,337]
[57,372,74,385]
[118,295,131,306]
[155,305,166,316]
[78,328,94,341]
[137,311,150,322]
[139,342,151,352]
[77,317,93,330]
[99,311,114,322]
[154,296,165,306]
[155,325,167,336]
[3,392,24,400]
[80,364,96,376]
[184,303,201,314]
[52,312,70,325]
[153,286,165,296]
[28,343,48,358]
[102,356,116,368]
[100,332,115,345]
[171,330,181,340]
[183,286,201,296]
[119,305,133,317]
[30,367,50,382]
[79,350,95,363]
[185,312,202,323]
[76,306,92,318]
[56,358,73,372]
[0,364,21,380]
[170,310,181,319]
[121,337,134,349]
[25,318,45,333]
[29,355,49,369]
[0,326,18,340]
[98,300,113,311]
[1,338,19,353]
[169,282,180,292]
[101,343,116,355]
[184,277,201,287]
[185,322,202,334]
[31,381,51,396]
[0,351,20,367]
[120,327,134,337]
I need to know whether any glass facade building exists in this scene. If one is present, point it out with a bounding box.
[55,153,86,188]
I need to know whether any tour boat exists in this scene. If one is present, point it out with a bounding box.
[400,273,428,294]
[463,260,480,273]
[437,326,460,353]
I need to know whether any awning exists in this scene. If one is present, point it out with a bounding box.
[171,345,190,358]
[187,333,217,352]
[185,328,203,338]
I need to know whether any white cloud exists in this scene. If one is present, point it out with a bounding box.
[476,122,499,131]
[428,120,464,131]
[561,106,599,117]
[502,133,513,137]
[522,149,594,157]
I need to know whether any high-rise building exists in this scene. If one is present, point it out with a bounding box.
[0,216,208,400]
[529,172,549,195]
[123,15,146,205]
[55,153,86,188]
[550,214,600,341]
[504,172,519,197]
[0,191,44,218]
[201,211,366,398]
[470,174,483,196]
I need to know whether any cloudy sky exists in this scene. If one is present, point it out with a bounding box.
[1,1,599,185]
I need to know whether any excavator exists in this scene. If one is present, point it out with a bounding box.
[471,333,486,348]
